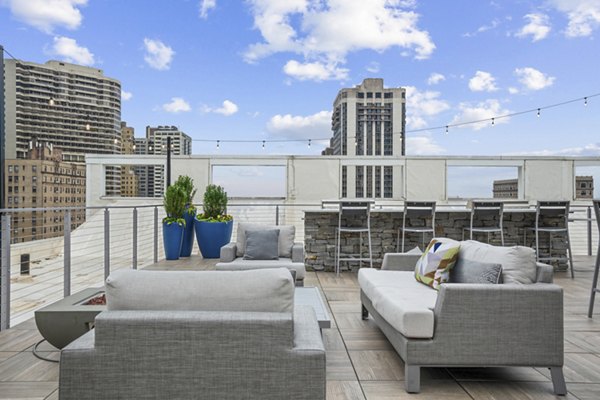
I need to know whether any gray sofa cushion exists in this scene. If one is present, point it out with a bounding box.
[450,258,502,284]
[244,229,279,260]
[105,268,295,313]
[236,223,295,258]
[216,259,306,280]
[458,240,537,284]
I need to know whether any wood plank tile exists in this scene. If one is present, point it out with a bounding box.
[565,332,600,354]
[327,381,365,400]
[0,382,57,400]
[536,353,600,383]
[362,380,471,400]
[335,312,380,330]
[330,301,362,314]
[0,352,17,363]
[0,329,43,352]
[0,351,59,382]
[566,383,600,400]
[327,351,358,381]
[323,329,347,351]
[348,350,404,381]
[44,389,59,400]
[340,328,393,351]
[461,381,579,399]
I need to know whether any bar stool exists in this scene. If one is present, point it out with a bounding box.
[588,200,600,317]
[526,201,574,278]
[335,201,373,275]
[397,201,436,252]
[463,201,504,245]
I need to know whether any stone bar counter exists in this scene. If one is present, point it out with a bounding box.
[304,206,569,272]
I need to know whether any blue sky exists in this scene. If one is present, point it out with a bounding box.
[1,0,600,159]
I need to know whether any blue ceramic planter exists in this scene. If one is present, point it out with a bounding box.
[163,221,184,260]
[195,219,233,259]
[180,209,196,257]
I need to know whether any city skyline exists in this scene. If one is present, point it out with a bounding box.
[1,0,599,158]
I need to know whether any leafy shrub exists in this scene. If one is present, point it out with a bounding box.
[196,184,233,222]
[174,175,197,213]
[163,184,187,226]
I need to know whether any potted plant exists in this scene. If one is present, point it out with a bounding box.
[195,184,233,258]
[175,175,197,257]
[162,184,187,260]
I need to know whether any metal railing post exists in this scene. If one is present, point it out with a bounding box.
[588,206,593,257]
[132,208,138,269]
[104,208,110,280]
[276,205,280,226]
[63,210,71,297]
[1,215,11,331]
[154,206,158,263]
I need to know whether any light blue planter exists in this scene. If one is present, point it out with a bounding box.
[163,221,184,260]
[195,219,233,259]
[180,209,197,257]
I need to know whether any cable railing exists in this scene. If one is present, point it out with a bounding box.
[0,200,597,330]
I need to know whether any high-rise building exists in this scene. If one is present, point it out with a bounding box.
[3,141,86,243]
[493,176,594,199]
[120,122,138,197]
[133,126,192,197]
[327,78,406,199]
[3,59,122,199]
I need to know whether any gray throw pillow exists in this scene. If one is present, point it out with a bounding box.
[450,258,502,284]
[243,229,279,260]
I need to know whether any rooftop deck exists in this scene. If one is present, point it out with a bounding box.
[1,256,599,399]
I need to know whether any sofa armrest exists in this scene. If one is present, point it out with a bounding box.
[292,243,304,263]
[536,262,554,283]
[431,283,563,365]
[381,253,420,271]
[293,305,325,352]
[220,242,237,262]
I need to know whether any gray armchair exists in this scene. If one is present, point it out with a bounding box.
[216,223,306,286]
[59,268,325,400]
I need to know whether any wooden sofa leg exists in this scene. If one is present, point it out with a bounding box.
[405,365,420,393]
[361,304,368,320]
[550,367,567,395]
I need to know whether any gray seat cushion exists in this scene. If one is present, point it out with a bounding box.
[216,258,306,280]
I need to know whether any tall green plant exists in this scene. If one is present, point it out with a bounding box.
[163,184,187,225]
[196,184,233,222]
[175,175,197,213]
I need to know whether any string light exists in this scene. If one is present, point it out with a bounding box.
[537,108,540,117]
[308,139,311,148]
[445,125,448,134]
[491,118,495,126]
[262,140,265,150]
[585,97,588,106]
[216,140,220,149]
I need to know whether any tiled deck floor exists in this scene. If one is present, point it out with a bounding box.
[1,256,600,399]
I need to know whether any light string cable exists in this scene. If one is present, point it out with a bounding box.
[192,92,600,146]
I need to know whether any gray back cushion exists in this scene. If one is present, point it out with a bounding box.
[243,229,279,260]
[450,258,503,284]
[236,223,295,258]
[105,268,294,313]
[458,240,537,284]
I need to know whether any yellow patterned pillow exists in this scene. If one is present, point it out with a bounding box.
[414,238,460,290]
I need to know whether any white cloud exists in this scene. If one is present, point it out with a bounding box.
[406,136,445,155]
[162,97,191,113]
[2,0,87,33]
[267,110,331,140]
[203,100,239,116]
[515,13,551,42]
[508,87,519,94]
[462,18,501,37]
[199,0,216,19]
[450,99,511,131]
[548,0,600,37]
[514,67,555,90]
[468,71,498,92]
[404,86,450,129]
[427,72,445,85]
[366,61,380,73]
[283,60,348,81]
[121,90,133,101]
[244,0,434,79]
[143,38,174,70]
[49,36,94,65]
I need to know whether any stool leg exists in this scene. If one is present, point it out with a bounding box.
[359,232,363,270]
[566,231,575,278]
[500,228,505,246]
[535,228,540,262]
[336,229,340,276]
[589,244,600,318]
[368,229,373,268]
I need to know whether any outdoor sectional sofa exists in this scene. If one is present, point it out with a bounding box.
[359,239,566,395]
[59,268,325,400]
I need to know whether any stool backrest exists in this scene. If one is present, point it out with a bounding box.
[404,201,436,218]
[536,201,570,226]
[594,200,600,232]
[338,202,371,228]
[469,201,504,229]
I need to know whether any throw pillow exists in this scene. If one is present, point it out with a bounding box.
[414,238,461,290]
[236,223,295,258]
[406,246,423,255]
[450,258,502,284]
[243,229,280,260]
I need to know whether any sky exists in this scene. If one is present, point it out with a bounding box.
[1,0,600,196]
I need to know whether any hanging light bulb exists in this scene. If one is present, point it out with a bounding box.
[491,118,495,126]
[262,140,265,149]
[584,97,588,106]
[216,140,220,149]
[537,108,541,117]
[445,125,448,134]
[308,139,311,148]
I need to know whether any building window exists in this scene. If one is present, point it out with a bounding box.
[14,165,19,173]
[356,166,364,198]
[366,92,373,98]
[8,165,13,173]
[384,92,393,99]
[366,166,373,198]
[357,92,364,99]
[384,166,393,198]
[32,165,37,173]
[375,92,382,98]
[375,166,381,198]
